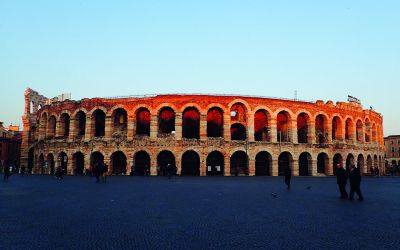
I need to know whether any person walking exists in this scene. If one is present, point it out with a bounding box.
[55,166,64,180]
[348,165,364,201]
[284,166,291,189]
[3,161,11,182]
[101,163,108,183]
[336,163,348,199]
[94,162,101,183]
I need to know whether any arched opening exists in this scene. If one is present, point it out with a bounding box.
[277,111,291,142]
[111,151,127,175]
[157,150,175,176]
[230,103,247,123]
[206,151,224,176]
[230,151,248,176]
[315,114,327,144]
[356,120,363,142]
[90,152,104,173]
[181,151,200,176]
[255,151,272,176]
[112,108,127,138]
[207,107,223,138]
[75,111,86,137]
[231,123,247,140]
[28,148,34,173]
[134,151,151,176]
[73,152,85,175]
[367,155,373,174]
[47,115,56,139]
[346,154,355,170]
[47,153,55,175]
[58,152,68,174]
[333,154,343,175]
[317,153,328,175]
[136,108,150,136]
[38,153,45,174]
[254,110,270,142]
[365,119,371,143]
[92,109,105,137]
[60,113,70,138]
[332,116,343,141]
[297,113,309,143]
[158,107,175,135]
[345,118,354,140]
[372,124,377,143]
[278,152,293,176]
[299,152,312,176]
[357,154,365,174]
[182,107,200,139]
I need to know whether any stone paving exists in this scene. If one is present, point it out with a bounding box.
[1,174,399,250]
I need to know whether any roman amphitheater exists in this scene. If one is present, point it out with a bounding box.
[21,88,385,177]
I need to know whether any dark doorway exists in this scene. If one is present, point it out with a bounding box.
[255,151,271,176]
[317,153,328,174]
[333,154,343,175]
[136,108,150,136]
[181,151,200,176]
[47,153,55,175]
[111,151,127,175]
[134,151,150,176]
[73,152,85,175]
[90,152,104,173]
[76,111,86,137]
[231,123,247,140]
[58,152,68,174]
[93,110,105,137]
[297,113,309,143]
[183,107,200,139]
[206,151,224,176]
[299,152,311,176]
[278,152,292,176]
[159,107,175,134]
[207,107,223,138]
[230,151,248,176]
[157,151,175,176]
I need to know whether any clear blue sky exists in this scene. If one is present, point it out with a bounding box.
[1,1,399,135]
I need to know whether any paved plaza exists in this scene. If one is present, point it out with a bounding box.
[1,175,399,250]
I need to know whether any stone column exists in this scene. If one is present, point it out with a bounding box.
[326,159,334,176]
[200,113,207,140]
[67,154,73,175]
[292,159,299,176]
[105,116,113,140]
[270,119,277,143]
[84,116,93,141]
[104,155,111,175]
[291,121,298,144]
[126,158,132,175]
[310,121,316,144]
[223,113,231,141]
[248,157,255,176]
[311,160,317,176]
[69,118,76,141]
[175,156,181,176]
[151,154,157,176]
[224,154,230,176]
[150,114,158,140]
[326,121,332,144]
[55,119,62,137]
[271,159,279,176]
[248,115,255,142]
[175,112,182,140]
[200,154,206,176]
[127,115,135,140]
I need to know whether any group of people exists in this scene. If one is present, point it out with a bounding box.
[336,164,364,201]
[93,162,108,183]
[369,166,380,176]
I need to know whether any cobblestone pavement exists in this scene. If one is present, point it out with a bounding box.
[1,175,399,250]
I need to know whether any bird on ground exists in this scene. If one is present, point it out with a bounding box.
[271,193,278,198]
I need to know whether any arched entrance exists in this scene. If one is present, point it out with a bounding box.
[299,152,312,176]
[367,155,373,174]
[357,154,365,174]
[47,153,55,175]
[58,152,68,174]
[297,113,309,143]
[333,153,343,175]
[157,150,175,176]
[317,153,328,175]
[346,154,355,170]
[38,154,45,174]
[255,151,271,176]
[136,108,150,136]
[93,109,106,137]
[206,151,224,176]
[90,152,104,174]
[254,110,270,142]
[182,107,200,139]
[230,151,248,176]
[181,151,200,176]
[158,107,175,134]
[134,151,151,176]
[278,152,293,176]
[207,107,223,138]
[73,152,85,175]
[111,151,127,175]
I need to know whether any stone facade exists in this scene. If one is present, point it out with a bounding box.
[21,89,385,176]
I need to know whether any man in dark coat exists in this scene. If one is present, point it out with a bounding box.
[284,167,291,189]
[348,165,364,201]
[336,163,348,199]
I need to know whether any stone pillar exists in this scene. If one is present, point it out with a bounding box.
[248,157,255,176]
[271,159,279,176]
[270,119,277,143]
[292,159,299,176]
[127,115,135,140]
[67,154,73,175]
[175,112,182,140]
[84,156,91,173]
[104,155,111,175]
[151,155,157,176]
[69,118,76,141]
[223,113,230,141]
[326,159,334,176]
[310,121,316,144]
[200,113,207,140]
[248,115,255,142]
[176,156,181,176]
[105,116,113,139]
[224,154,230,176]
[85,116,93,141]
[200,155,206,176]
[150,114,158,140]
[326,121,332,144]
[126,158,132,175]
[55,118,62,137]
[291,121,298,144]
[311,160,317,176]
